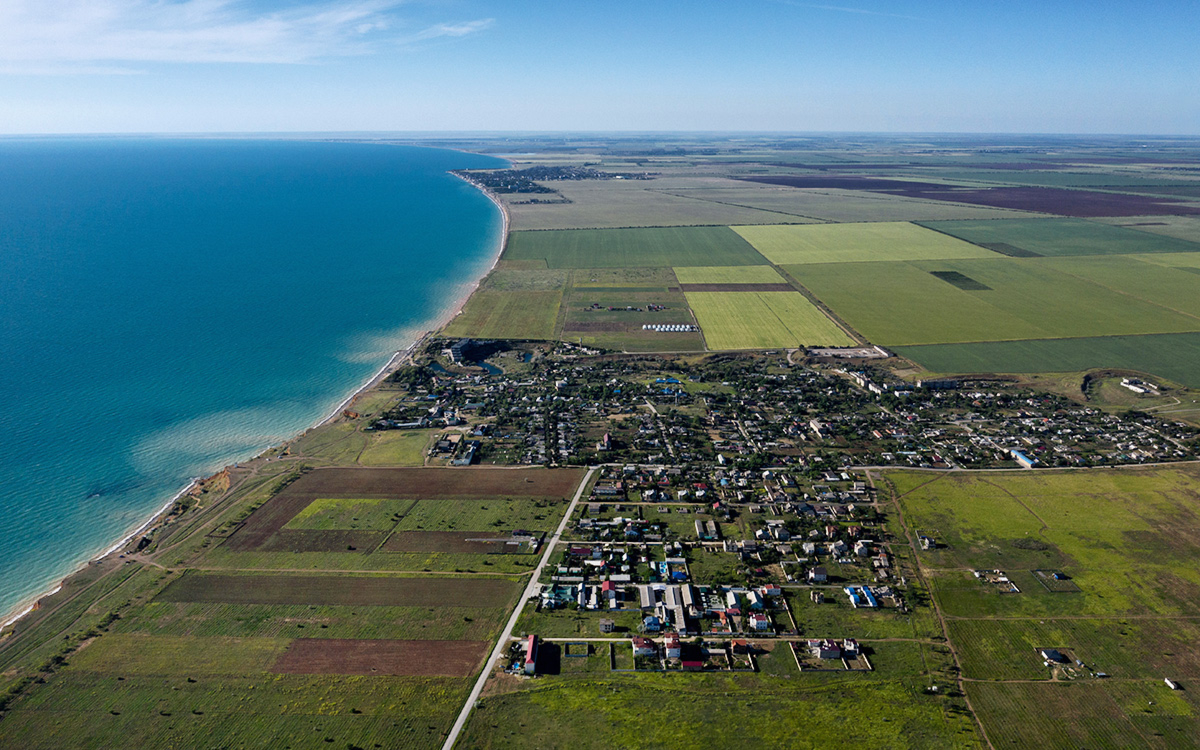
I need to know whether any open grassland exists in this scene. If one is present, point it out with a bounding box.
[920,217,1200,257]
[503,227,769,269]
[272,638,489,677]
[392,497,568,532]
[116,601,512,641]
[0,671,469,750]
[357,430,432,466]
[896,332,1200,388]
[157,573,520,608]
[461,671,979,749]
[686,291,855,350]
[502,178,810,230]
[734,221,996,265]
[789,257,1200,346]
[891,468,1200,618]
[663,186,1029,222]
[441,289,562,340]
[969,681,1200,750]
[479,267,571,291]
[672,264,786,284]
[568,266,680,288]
[69,633,288,675]
[891,467,1200,747]
[948,617,1200,681]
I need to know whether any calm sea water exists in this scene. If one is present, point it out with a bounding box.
[0,138,506,620]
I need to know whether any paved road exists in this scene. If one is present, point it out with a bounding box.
[441,466,597,750]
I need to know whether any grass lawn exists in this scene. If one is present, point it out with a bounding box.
[733,221,996,265]
[895,332,1200,388]
[686,291,854,350]
[920,217,1200,257]
[393,497,569,533]
[286,497,415,530]
[673,264,786,284]
[442,290,562,339]
[503,227,769,269]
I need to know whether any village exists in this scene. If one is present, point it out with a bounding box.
[371,338,1198,473]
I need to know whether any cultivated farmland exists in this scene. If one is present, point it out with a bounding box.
[272,638,490,677]
[921,217,1200,257]
[686,291,855,350]
[733,221,996,265]
[895,332,1200,388]
[441,289,562,339]
[157,573,520,608]
[503,227,769,269]
[788,257,1200,346]
[673,264,787,285]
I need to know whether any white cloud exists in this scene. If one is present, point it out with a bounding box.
[0,0,493,73]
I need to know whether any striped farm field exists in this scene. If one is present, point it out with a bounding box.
[686,291,854,350]
[672,264,786,284]
[732,221,995,265]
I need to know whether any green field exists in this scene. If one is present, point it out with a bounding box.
[459,671,981,749]
[888,467,1200,748]
[733,222,996,265]
[503,227,769,269]
[0,670,468,750]
[1031,255,1200,319]
[788,257,1200,346]
[920,217,1200,257]
[890,468,1200,619]
[686,291,855,350]
[673,264,786,284]
[895,332,1200,388]
[968,681,1200,749]
[287,497,415,530]
[357,430,432,466]
[393,497,568,532]
[441,289,562,339]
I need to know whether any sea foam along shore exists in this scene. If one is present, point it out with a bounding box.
[0,169,510,633]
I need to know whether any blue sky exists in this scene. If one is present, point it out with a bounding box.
[0,0,1196,134]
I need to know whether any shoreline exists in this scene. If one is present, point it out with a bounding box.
[0,166,510,633]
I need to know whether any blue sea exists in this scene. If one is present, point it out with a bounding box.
[0,138,506,621]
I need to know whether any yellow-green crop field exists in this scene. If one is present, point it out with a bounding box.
[733,221,995,265]
[673,264,787,284]
[686,291,854,349]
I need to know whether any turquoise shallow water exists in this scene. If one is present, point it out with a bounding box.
[0,138,505,621]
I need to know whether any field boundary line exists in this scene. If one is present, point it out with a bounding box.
[442,465,598,750]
